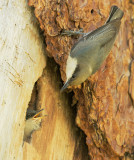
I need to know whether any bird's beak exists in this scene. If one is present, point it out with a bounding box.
[60,80,69,93]
[33,109,44,119]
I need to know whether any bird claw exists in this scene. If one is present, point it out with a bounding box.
[61,28,84,36]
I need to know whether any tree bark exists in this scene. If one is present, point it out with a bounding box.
[28,0,134,159]
[0,0,134,160]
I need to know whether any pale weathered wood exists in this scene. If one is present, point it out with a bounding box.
[0,0,46,159]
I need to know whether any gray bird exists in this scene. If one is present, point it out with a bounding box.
[24,109,44,142]
[61,6,124,92]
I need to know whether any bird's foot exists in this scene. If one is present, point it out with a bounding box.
[61,28,84,36]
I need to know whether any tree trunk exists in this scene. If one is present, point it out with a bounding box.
[0,0,134,160]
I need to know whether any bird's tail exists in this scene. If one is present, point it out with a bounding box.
[106,5,124,24]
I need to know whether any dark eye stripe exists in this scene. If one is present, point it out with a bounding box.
[75,65,80,73]
[71,65,80,79]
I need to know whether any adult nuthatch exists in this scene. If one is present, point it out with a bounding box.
[61,6,124,92]
[23,109,44,141]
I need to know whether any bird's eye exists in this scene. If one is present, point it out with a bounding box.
[71,65,79,80]
[72,75,75,79]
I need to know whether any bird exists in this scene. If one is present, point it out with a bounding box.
[61,6,124,92]
[23,109,44,142]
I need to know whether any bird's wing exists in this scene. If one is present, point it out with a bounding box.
[71,19,120,57]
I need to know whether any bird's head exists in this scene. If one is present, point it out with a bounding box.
[61,55,81,92]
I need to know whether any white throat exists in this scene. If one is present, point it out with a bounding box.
[66,55,77,80]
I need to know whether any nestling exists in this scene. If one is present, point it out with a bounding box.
[23,109,44,142]
[61,6,124,92]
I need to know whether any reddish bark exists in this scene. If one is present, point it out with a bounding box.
[28,0,134,159]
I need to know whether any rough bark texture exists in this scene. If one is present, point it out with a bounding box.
[28,0,134,159]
